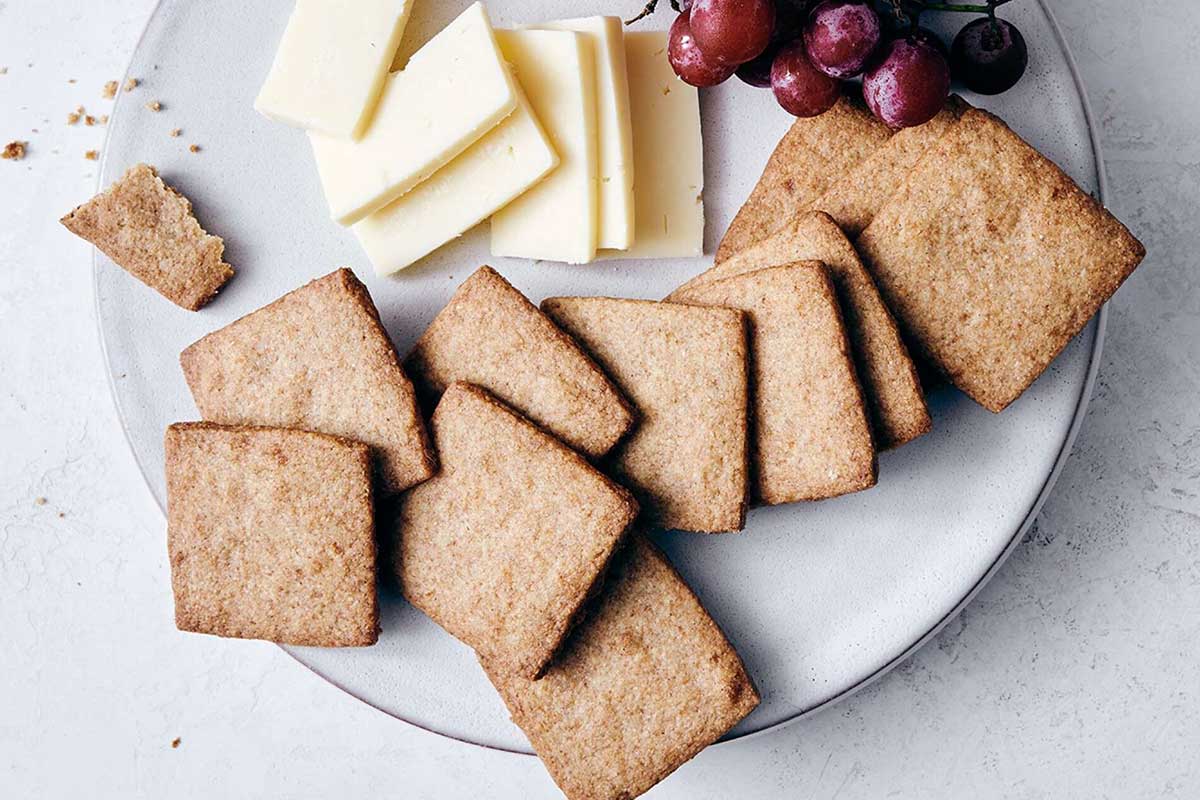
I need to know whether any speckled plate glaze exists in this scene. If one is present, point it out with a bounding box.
[95,0,1108,753]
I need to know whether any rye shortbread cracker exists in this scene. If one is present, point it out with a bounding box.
[404,266,634,458]
[716,94,890,262]
[809,96,970,237]
[61,163,233,310]
[542,297,749,533]
[392,383,638,678]
[165,422,378,646]
[486,534,758,800]
[674,263,876,503]
[180,268,434,493]
[857,109,1146,413]
[673,211,929,449]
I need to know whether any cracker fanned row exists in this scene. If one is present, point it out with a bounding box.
[673,211,929,450]
[716,94,891,262]
[858,109,1146,413]
[165,423,378,647]
[181,268,435,493]
[542,297,750,533]
[392,383,639,679]
[404,266,634,458]
[61,163,233,310]
[674,263,877,504]
[485,535,759,800]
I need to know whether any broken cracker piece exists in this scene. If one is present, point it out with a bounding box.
[179,268,435,493]
[165,422,379,646]
[102,80,118,99]
[391,382,638,678]
[2,141,26,160]
[486,534,759,800]
[405,266,634,459]
[60,163,233,310]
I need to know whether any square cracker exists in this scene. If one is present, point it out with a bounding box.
[541,297,749,533]
[673,211,929,449]
[61,163,233,310]
[715,94,891,262]
[674,263,877,503]
[165,422,378,646]
[180,268,435,493]
[486,534,759,800]
[404,266,634,458]
[811,96,970,237]
[857,109,1146,413]
[391,382,639,678]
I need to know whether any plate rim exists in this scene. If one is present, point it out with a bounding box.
[92,0,1108,756]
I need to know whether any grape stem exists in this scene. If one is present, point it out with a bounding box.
[625,0,682,25]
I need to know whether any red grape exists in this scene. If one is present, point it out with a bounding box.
[861,36,951,128]
[802,1,881,79]
[951,17,1028,95]
[689,0,776,65]
[910,26,948,58]
[736,42,780,87]
[771,40,840,117]
[668,12,737,87]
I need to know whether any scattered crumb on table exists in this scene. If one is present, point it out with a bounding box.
[34,496,47,505]
[102,80,118,99]
[84,150,99,161]
[189,144,200,153]
[124,77,139,92]
[99,114,109,125]
[85,115,96,126]
[169,128,182,138]
[2,141,27,160]
[146,100,162,112]
[67,111,81,125]
[171,737,181,749]
[68,78,77,84]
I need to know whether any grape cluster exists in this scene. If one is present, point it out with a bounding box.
[663,0,1029,129]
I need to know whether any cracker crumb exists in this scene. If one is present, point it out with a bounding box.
[85,115,96,126]
[99,115,109,125]
[0,67,8,75]
[84,150,99,161]
[146,100,162,112]
[68,78,77,84]
[102,80,118,99]
[2,141,27,160]
[67,111,81,125]
[189,144,200,153]
[169,128,181,138]
[57,511,66,519]
[171,737,181,749]
[34,496,47,505]
[124,77,139,92]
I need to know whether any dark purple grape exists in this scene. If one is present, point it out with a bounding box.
[668,12,737,87]
[802,1,881,79]
[736,42,780,87]
[772,0,809,43]
[861,35,951,128]
[689,0,776,65]
[951,16,1028,95]
[771,40,840,117]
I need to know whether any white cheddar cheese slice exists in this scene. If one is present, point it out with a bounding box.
[600,31,705,260]
[309,3,518,226]
[490,30,599,265]
[532,17,635,250]
[354,86,559,275]
[255,0,413,140]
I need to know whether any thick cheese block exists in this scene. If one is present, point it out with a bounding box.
[490,30,599,265]
[255,0,413,139]
[600,30,705,260]
[532,17,635,250]
[354,86,559,275]
[309,3,517,226]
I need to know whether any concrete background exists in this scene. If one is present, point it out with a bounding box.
[1,1,1196,797]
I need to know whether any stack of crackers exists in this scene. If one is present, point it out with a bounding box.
[65,91,1144,800]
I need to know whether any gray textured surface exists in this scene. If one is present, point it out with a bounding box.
[1,1,1197,797]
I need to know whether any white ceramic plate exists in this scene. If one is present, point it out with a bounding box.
[96,0,1107,753]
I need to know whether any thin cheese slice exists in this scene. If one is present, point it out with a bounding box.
[308,3,518,226]
[255,0,414,139]
[490,30,599,265]
[600,30,705,260]
[354,86,559,275]
[532,17,635,250]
